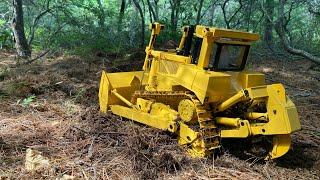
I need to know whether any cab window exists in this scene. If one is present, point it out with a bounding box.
[209,43,250,71]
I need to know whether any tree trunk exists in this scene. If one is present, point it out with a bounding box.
[170,0,180,32]
[245,0,253,31]
[147,0,158,22]
[209,2,216,26]
[175,0,181,30]
[196,0,204,25]
[154,0,159,21]
[147,0,153,22]
[264,0,274,48]
[96,0,106,31]
[118,0,126,32]
[132,0,145,48]
[12,0,31,58]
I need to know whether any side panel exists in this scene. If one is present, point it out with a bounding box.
[172,65,232,103]
[174,64,200,90]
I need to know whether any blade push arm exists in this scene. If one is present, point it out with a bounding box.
[177,26,189,52]
[143,23,164,70]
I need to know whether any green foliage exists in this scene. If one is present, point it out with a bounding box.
[0,0,319,57]
[74,88,86,102]
[0,27,11,47]
[0,19,5,26]
[21,95,36,107]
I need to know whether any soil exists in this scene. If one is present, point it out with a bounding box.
[0,50,319,179]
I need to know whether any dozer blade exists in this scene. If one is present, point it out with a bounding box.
[99,71,111,113]
[99,70,148,113]
[266,134,291,160]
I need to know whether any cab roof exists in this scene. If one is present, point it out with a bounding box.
[194,25,260,42]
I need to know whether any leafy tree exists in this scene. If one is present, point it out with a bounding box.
[0,0,318,63]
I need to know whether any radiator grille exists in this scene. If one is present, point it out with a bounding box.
[158,60,180,74]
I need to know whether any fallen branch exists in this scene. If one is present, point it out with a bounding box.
[23,49,50,65]
[260,0,320,64]
[276,26,320,64]
[275,0,320,64]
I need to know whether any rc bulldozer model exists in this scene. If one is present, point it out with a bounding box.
[99,23,301,159]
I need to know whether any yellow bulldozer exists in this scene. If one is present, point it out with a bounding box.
[99,23,301,159]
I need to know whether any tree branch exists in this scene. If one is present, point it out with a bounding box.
[259,1,273,23]
[146,0,157,21]
[275,0,320,64]
[28,0,52,46]
[228,0,242,25]
[309,8,320,16]
[221,0,243,29]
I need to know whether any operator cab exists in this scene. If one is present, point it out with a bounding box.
[176,25,257,72]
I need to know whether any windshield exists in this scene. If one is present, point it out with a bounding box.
[209,43,250,71]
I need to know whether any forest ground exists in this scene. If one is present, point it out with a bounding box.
[0,50,319,179]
